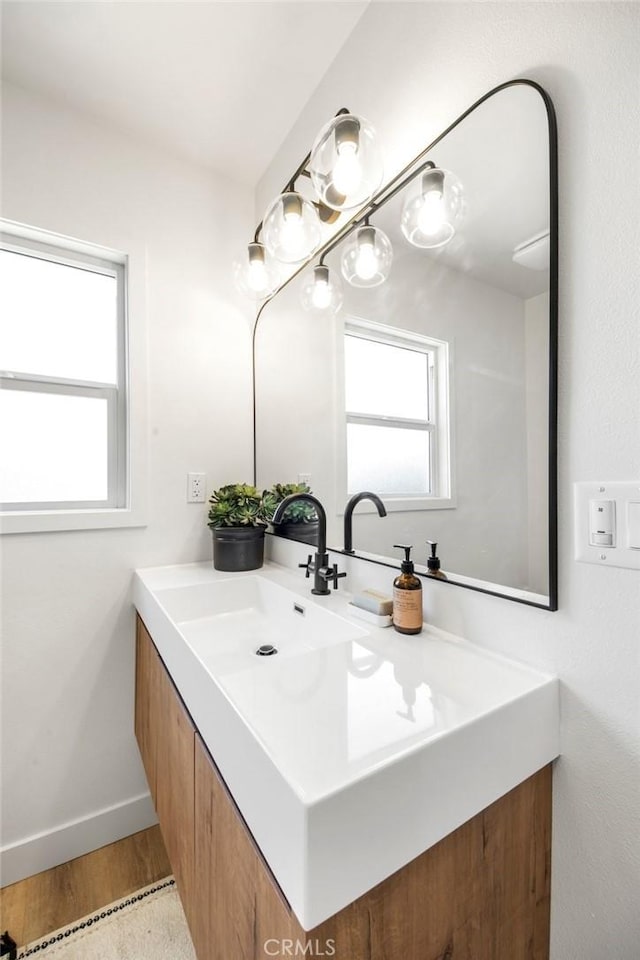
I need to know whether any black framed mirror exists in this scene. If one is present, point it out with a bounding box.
[254,79,558,610]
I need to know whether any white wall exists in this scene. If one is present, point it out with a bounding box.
[258,3,640,957]
[0,83,255,883]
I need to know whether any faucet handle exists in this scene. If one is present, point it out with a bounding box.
[299,554,313,578]
[330,563,347,590]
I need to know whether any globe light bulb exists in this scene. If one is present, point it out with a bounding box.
[354,230,378,281]
[312,273,331,309]
[262,192,321,264]
[232,242,279,300]
[401,167,465,249]
[332,141,362,197]
[309,113,383,212]
[417,188,446,236]
[300,264,343,315]
[246,255,268,293]
[340,225,393,288]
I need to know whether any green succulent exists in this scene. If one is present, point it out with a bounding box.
[207,483,269,528]
[268,482,318,524]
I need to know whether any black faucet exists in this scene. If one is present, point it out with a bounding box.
[343,491,387,554]
[273,493,346,596]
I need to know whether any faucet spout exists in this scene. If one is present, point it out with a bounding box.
[273,493,333,595]
[343,491,387,554]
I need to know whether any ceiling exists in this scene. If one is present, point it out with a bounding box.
[0,1,369,185]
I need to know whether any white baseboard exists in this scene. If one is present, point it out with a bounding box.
[0,792,158,887]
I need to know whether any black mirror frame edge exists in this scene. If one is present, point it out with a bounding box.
[252,78,558,612]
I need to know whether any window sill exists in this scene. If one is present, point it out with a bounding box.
[0,507,147,535]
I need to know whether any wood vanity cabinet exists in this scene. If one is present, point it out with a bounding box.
[134,617,195,931]
[135,615,552,960]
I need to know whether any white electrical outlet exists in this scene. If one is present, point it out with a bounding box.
[298,473,312,486]
[187,473,206,503]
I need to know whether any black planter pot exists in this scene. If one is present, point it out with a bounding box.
[271,520,320,547]
[211,526,265,572]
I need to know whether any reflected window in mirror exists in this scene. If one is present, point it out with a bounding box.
[341,318,453,512]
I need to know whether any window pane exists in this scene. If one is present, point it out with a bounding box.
[0,389,109,503]
[347,422,430,495]
[345,335,429,419]
[0,250,118,384]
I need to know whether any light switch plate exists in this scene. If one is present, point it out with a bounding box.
[574,481,640,569]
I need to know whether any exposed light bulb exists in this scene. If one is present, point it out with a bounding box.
[354,227,378,280]
[311,274,331,309]
[280,194,306,260]
[246,253,268,293]
[333,141,362,196]
[309,113,383,211]
[233,242,279,299]
[341,224,392,288]
[262,192,320,264]
[300,264,343,315]
[400,166,463,250]
[417,189,446,236]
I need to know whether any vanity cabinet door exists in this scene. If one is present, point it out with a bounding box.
[155,662,195,932]
[134,617,162,802]
[135,617,196,936]
[193,733,304,960]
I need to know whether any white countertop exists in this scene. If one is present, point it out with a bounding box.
[134,560,559,929]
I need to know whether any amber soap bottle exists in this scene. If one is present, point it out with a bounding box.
[392,544,423,635]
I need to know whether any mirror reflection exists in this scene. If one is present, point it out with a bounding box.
[255,81,557,608]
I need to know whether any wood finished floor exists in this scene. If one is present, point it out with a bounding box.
[0,825,171,946]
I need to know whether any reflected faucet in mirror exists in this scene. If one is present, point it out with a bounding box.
[343,491,387,553]
[273,492,346,596]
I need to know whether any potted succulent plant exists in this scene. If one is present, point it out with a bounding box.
[207,483,269,571]
[266,482,320,546]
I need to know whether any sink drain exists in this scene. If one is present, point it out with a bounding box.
[256,644,278,657]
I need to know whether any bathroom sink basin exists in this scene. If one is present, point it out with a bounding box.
[152,575,367,673]
[133,560,559,930]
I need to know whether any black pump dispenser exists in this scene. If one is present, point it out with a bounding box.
[395,544,415,574]
[426,541,440,571]
[426,540,447,579]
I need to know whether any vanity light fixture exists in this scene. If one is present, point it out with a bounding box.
[400,164,465,249]
[235,107,466,303]
[340,222,393,287]
[300,263,343,315]
[233,107,385,298]
[309,113,384,212]
[233,241,280,299]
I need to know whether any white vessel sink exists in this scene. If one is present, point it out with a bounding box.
[153,575,367,673]
[134,561,559,930]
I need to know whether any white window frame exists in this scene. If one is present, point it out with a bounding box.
[337,317,456,514]
[0,220,148,534]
